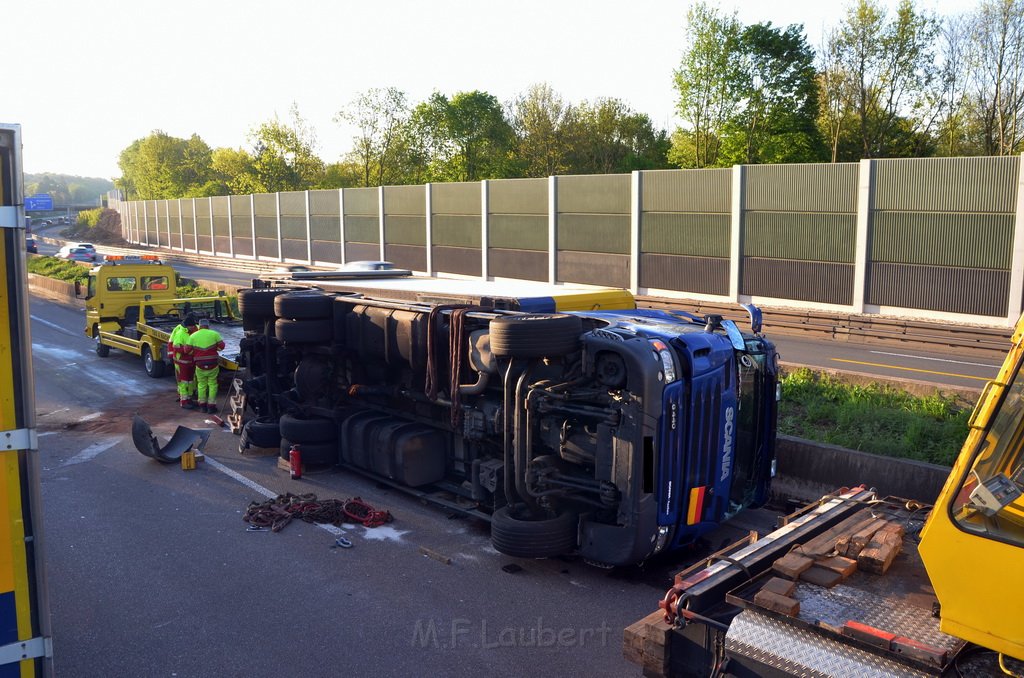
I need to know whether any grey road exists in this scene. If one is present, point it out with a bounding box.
[35,294,748,678]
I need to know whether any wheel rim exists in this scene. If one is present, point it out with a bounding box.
[144,347,153,371]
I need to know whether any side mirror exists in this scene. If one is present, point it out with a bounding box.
[74,281,82,297]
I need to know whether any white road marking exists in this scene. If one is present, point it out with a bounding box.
[64,438,120,466]
[80,412,102,422]
[202,456,346,537]
[30,315,80,337]
[868,350,998,369]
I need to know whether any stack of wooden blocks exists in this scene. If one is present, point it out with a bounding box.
[623,611,673,677]
[754,509,905,617]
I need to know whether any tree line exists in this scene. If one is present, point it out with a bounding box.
[115,0,1024,200]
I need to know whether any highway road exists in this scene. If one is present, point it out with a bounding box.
[36,293,731,677]
[33,234,1001,392]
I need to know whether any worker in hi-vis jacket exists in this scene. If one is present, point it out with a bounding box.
[168,313,199,409]
[185,317,225,413]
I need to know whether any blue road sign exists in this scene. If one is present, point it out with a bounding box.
[25,194,53,211]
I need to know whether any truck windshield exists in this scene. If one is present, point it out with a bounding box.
[730,339,775,507]
[951,355,1024,547]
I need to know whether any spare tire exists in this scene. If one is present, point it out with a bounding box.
[489,314,582,358]
[279,438,338,466]
[280,412,337,443]
[490,505,578,558]
[275,318,333,344]
[241,416,281,450]
[275,290,334,320]
[238,288,289,319]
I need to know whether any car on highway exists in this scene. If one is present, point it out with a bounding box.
[57,244,97,262]
[25,236,37,254]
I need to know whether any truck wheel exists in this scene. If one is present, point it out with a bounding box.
[490,505,578,558]
[238,288,288,319]
[94,328,110,357]
[274,290,333,320]
[142,345,166,378]
[279,438,338,466]
[241,416,281,450]
[279,413,337,443]
[489,314,582,358]
[275,318,332,344]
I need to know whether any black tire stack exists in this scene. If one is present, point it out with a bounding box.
[274,291,333,344]
[279,412,339,466]
[238,288,289,334]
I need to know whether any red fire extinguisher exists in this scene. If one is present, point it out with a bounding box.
[289,443,302,480]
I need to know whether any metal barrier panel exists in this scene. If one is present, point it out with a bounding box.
[155,200,168,248]
[383,185,425,270]
[230,195,253,257]
[870,156,1019,316]
[557,174,630,287]
[195,198,212,253]
[309,189,341,265]
[432,182,480,276]
[212,196,230,255]
[639,169,731,295]
[181,199,196,251]
[343,187,379,261]
[146,200,158,245]
[279,191,307,261]
[742,163,857,304]
[253,193,278,260]
[488,178,547,280]
[168,200,181,249]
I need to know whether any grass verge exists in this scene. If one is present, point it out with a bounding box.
[778,368,971,467]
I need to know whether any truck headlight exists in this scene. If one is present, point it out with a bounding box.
[649,339,677,383]
[654,526,670,553]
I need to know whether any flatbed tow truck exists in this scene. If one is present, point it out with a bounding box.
[81,255,244,376]
[625,314,1024,676]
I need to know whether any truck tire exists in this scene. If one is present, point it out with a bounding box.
[489,314,582,358]
[275,318,332,344]
[490,505,578,559]
[238,288,288,319]
[274,290,333,320]
[241,416,281,450]
[142,344,166,378]
[279,413,337,443]
[94,328,110,358]
[279,438,338,466]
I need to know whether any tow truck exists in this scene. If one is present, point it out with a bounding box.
[625,313,1024,676]
[81,256,244,376]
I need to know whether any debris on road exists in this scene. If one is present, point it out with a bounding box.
[242,493,393,533]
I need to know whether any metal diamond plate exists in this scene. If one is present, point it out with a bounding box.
[726,611,932,678]
[795,580,957,652]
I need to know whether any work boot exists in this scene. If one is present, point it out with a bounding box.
[180,399,196,410]
[207,404,218,414]
[199,403,209,413]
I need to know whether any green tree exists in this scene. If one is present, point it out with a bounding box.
[115,131,214,199]
[565,98,671,174]
[335,87,413,187]
[246,105,326,192]
[672,2,744,167]
[409,91,516,181]
[969,0,1024,155]
[511,83,575,177]
[832,0,939,158]
[718,23,826,164]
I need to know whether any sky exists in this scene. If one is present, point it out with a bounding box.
[6,0,968,180]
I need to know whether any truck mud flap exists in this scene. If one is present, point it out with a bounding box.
[131,415,210,463]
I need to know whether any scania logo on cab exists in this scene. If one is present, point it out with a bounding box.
[720,406,735,481]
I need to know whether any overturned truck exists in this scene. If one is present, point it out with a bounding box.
[237,270,779,567]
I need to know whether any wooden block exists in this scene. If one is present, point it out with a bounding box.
[843,620,895,649]
[760,576,797,597]
[773,552,814,579]
[753,589,801,616]
[858,540,901,574]
[799,565,844,588]
[797,510,875,558]
[849,518,889,553]
[817,556,858,578]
